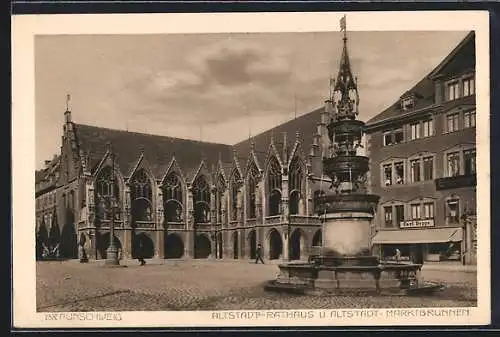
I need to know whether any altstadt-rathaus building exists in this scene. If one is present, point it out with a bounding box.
[35,30,477,265]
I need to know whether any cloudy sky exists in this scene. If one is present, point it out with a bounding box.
[35,31,468,169]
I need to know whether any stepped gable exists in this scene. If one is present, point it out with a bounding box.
[366,31,474,127]
[232,107,323,169]
[73,124,232,179]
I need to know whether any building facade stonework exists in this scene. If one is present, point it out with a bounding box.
[35,110,330,262]
[366,32,477,265]
[35,31,477,265]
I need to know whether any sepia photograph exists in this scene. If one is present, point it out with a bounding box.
[12,11,490,327]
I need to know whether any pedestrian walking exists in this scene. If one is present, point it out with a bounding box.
[137,241,146,266]
[255,243,265,264]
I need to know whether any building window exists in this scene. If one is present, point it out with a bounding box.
[394,128,404,144]
[289,157,303,215]
[446,113,460,133]
[423,156,434,180]
[463,77,475,97]
[383,131,393,146]
[401,97,414,111]
[422,119,433,137]
[410,159,421,183]
[130,169,153,223]
[447,81,460,101]
[216,174,225,223]
[193,175,211,223]
[394,162,404,184]
[410,123,421,141]
[423,202,434,219]
[247,163,259,219]
[267,157,282,216]
[446,152,461,177]
[410,204,421,220]
[94,166,120,222]
[395,205,405,227]
[230,170,241,221]
[464,110,476,128]
[464,149,476,175]
[383,164,392,186]
[382,128,404,146]
[162,173,183,222]
[446,199,460,224]
[383,206,393,227]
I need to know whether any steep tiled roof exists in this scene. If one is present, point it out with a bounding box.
[365,76,435,126]
[366,31,474,127]
[233,107,323,169]
[429,31,475,80]
[73,124,232,180]
[35,155,60,184]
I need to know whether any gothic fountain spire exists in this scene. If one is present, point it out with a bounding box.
[266,14,442,296]
[332,15,360,119]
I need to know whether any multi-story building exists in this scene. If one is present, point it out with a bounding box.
[34,102,336,261]
[366,32,477,265]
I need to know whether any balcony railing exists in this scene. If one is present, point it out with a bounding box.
[134,221,155,229]
[435,174,476,190]
[289,215,320,225]
[247,218,257,227]
[164,221,185,230]
[265,215,282,224]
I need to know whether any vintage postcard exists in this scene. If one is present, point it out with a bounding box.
[12,11,490,328]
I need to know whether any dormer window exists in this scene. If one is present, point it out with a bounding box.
[401,96,415,111]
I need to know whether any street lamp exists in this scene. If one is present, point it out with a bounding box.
[104,144,121,266]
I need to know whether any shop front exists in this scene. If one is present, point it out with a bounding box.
[372,227,463,265]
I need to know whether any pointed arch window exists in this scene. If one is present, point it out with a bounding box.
[193,176,211,223]
[230,170,241,221]
[216,174,226,223]
[162,173,183,222]
[267,157,282,216]
[94,166,120,222]
[289,157,304,215]
[130,169,153,223]
[247,163,259,219]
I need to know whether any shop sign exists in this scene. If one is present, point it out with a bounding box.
[399,219,435,228]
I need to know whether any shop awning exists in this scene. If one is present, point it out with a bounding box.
[372,227,463,244]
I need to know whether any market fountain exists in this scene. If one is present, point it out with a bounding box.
[265,17,443,296]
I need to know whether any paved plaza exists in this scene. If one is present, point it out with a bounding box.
[36,259,477,312]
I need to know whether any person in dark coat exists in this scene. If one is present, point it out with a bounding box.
[137,241,146,266]
[255,243,264,264]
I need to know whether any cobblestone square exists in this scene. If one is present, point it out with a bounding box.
[36,259,477,312]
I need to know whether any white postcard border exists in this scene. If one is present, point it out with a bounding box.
[11,11,491,328]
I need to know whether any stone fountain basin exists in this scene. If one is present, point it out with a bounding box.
[265,260,445,296]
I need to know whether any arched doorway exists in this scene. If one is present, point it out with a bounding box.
[290,229,304,261]
[132,232,155,259]
[96,232,122,260]
[312,229,322,247]
[164,233,184,258]
[248,230,257,259]
[268,229,283,260]
[232,232,239,259]
[217,232,223,259]
[194,234,211,259]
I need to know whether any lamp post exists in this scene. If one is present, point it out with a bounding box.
[105,144,120,266]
